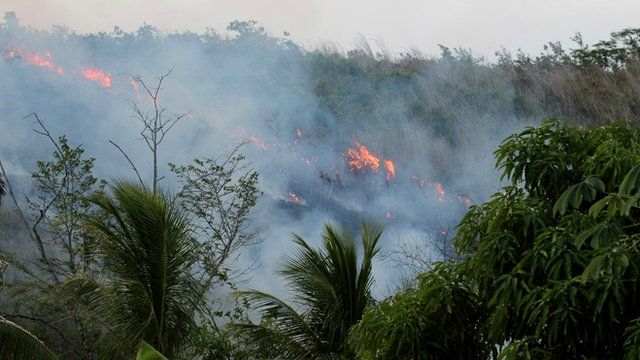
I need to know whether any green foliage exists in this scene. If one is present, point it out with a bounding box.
[169,146,261,296]
[85,181,200,358]
[0,317,58,360]
[1,130,106,358]
[457,120,640,358]
[353,120,640,359]
[232,222,383,359]
[135,340,167,360]
[27,134,106,279]
[350,262,490,360]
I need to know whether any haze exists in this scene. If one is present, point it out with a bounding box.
[2,0,639,57]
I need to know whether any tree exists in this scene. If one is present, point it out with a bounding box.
[231,222,383,359]
[0,114,105,359]
[169,142,260,300]
[456,119,640,358]
[350,119,640,359]
[350,262,491,360]
[0,259,58,360]
[81,181,201,358]
[128,70,189,194]
[0,316,58,360]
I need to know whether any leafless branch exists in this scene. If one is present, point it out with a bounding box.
[108,140,145,188]
[129,69,188,193]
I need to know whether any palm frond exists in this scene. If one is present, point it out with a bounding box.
[0,317,58,360]
[88,181,201,357]
[233,290,323,351]
[234,222,383,358]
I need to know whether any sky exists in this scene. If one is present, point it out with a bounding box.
[2,0,639,57]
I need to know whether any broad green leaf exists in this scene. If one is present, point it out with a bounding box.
[136,341,167,360]
[589,196,611,218]
[620,164,640,196]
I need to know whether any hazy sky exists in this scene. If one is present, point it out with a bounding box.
[2,0,639,57]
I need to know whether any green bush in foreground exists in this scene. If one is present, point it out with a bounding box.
[352,120,640,359]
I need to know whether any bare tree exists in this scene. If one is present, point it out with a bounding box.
[383,224,459,290]
[129,69,189,193]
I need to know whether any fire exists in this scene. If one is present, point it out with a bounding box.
[458,194,473,207]
[82,69,112,88]
[412,175,427,191]
[383,159,395,181]
[347,141,380,173]
[345,141,396,181]
[288,191,305,205]
[2,46,114,89]
[247,135,268,150]
[3,48,56,71]
[25,51,54,70]
[433,182,446,202]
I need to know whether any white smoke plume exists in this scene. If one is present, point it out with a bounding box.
[0,12,530,297]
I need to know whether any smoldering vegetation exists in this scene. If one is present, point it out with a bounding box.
[1,11,640,294]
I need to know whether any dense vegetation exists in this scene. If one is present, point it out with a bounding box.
[3,14,640,359]
[351,120,640,359]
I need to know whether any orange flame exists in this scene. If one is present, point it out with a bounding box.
[82,69,111,88]
[25,51,54,70]
[383,159,395,181]
[288,191,304,205]
[347,141,380,173]
[458,195,473,207]
[247,135,268,150]
[412,175,427,191]
[433,182,446,202]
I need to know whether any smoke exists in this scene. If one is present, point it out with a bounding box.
[0,13,531,297]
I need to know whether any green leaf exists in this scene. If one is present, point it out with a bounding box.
[589,196,611,217]
[585,177,606,192]
[136,341,167,360]
[622,191,640,216]
[553,187,573,216]
[574,227,599,249]
[620,164,640,196]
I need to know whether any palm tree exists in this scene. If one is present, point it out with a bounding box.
[86,181,201,358]
[0,317,58,360]
[232,222,383,359]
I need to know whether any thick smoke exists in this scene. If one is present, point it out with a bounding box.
[0,13,529,297]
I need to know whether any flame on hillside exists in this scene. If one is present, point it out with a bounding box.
[346,141,395,181]
[1,46,112,89]
[82,69,112,88]
[288,191,305,205]
[433,182,446,202]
